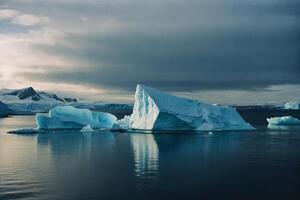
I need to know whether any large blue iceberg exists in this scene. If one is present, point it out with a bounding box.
[36,106,117,130]
[130,85,254,131]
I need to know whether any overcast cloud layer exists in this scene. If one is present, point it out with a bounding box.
[0,0,299,103]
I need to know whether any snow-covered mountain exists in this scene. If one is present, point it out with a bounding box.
[0,87,78,114]
[0,87,77,103]
[0,87,132,115]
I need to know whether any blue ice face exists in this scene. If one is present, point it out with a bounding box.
[36,106,117,130]
[131,84,254,131]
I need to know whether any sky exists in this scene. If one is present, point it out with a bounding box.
[0,0,299,104]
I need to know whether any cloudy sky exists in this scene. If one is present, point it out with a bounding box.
[0,0,299,104]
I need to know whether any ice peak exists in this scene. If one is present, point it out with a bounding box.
[131,84,254,131]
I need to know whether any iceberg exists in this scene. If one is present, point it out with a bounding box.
[267,116,300,125]
[130,85,254,131]
[80,125,96,133]
[284,101,300,110]
[36,113,83,130]
[35,85,255,132]
[115,115,131,130]
[36,106,117,130]
[50,106,117,129]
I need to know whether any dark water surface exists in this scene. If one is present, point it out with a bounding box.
[0,111,300,200]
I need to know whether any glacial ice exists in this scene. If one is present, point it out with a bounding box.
[36,106,117,130]
[284,101,300,110]
[267,116,300,125]
[80,125,96,132]
[36,113,83,130]
[115,115,131,130]
[50,106,117,129]
[130,85,254,131]
[35,85,255,131]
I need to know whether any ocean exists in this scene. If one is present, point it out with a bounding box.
[0,108,300,200]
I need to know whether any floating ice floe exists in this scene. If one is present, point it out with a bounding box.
[36,106,117,130]
[130,85,254,131]
[284,101,300,110]
[267,116,300,125]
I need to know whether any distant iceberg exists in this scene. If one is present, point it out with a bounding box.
[36,106,117,130]
[130,85,254,131]
[284,101,300,110]
[267,116,300,125]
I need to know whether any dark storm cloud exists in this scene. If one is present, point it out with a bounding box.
[6,0,300,92]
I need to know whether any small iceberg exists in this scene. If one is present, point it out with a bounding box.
[36,106,117,130]
[80,125,96,133]
[267,116,300,125]
[284,101,300,110]
[114,115,131,130]
[130,85,254,131]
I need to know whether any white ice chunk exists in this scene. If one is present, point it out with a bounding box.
[130,85,254,131]
[36,106,117,130]
[284,101,300,110]
[267,116,300,125]
[115,115,131,130]
[80,125,96,132]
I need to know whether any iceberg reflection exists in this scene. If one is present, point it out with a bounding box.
[130,133,159,178]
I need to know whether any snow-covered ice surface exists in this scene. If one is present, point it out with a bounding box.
[284,101,300,110]
[130,85,254,131]
[267,116,300,125]
[36,106,117,130]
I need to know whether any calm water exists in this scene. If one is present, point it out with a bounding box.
[0,111,300,200]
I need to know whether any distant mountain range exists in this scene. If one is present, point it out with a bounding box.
[0,87,132,116]
[0,87,77,103]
